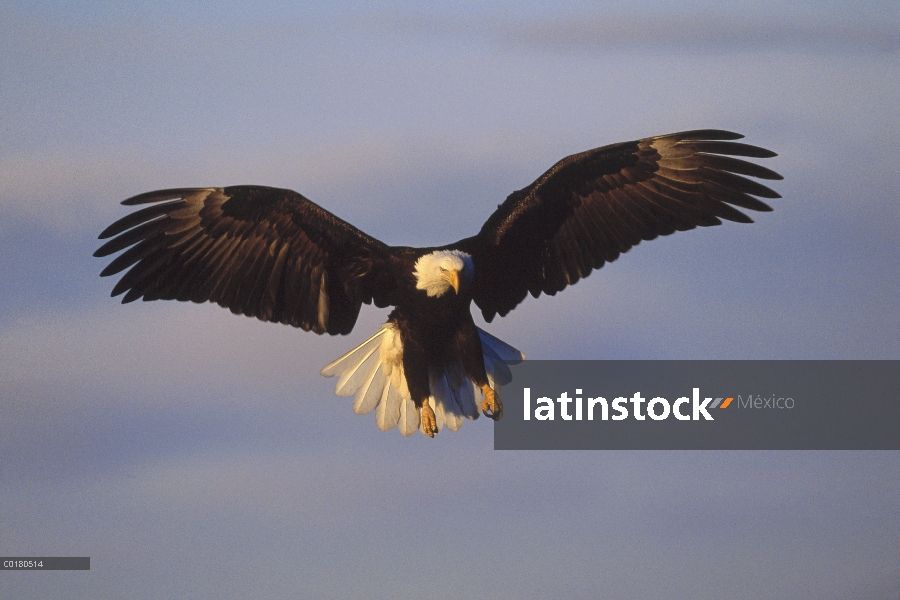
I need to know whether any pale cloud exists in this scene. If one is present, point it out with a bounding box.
[0,134,536,236]
[502,14,900,54]
[370,9,900,54]
[0,301,361,403]
[0,152,156,233]
[3,446,898,598]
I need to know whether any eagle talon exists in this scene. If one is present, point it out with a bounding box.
[480,386,503,421]
[421,403,438,437]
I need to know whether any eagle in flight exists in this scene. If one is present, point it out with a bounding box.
[95,130,782,437]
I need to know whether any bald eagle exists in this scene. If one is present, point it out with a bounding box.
[95,129,781,437]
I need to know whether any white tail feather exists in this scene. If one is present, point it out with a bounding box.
[426,367,464,435]
[478,328,522,387]
[353,361,386,415]
[321,327,384,378]
[477,328,526,363]
[375,383,401,431]
[398,397,419,436]
[321,323,524,435]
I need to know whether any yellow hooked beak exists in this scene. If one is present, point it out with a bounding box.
[443,270,460,294]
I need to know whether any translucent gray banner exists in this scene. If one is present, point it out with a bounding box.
[493,361,899,450]
[1,557,90,570]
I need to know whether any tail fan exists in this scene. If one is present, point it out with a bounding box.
[321,323,524,435]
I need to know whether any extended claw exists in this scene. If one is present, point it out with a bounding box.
[421,402,438,437]
[480,385,503,421]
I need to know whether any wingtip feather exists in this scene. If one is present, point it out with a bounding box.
[666,129,745,141]
[121,188,207,206]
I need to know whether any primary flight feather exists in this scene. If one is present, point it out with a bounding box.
[95,129,782,437]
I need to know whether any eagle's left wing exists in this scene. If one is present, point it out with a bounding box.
[454,130,783,322]
[95,186,397,335]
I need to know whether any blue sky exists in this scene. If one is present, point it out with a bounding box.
[1,1,898,598]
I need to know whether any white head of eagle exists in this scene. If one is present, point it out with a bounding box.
[413,250,473,297]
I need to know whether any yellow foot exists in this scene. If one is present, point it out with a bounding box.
[480,385,503,421]
[421,402,438,437]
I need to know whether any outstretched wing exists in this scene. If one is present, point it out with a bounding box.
[455,130,783,321]
[95,186,397,335]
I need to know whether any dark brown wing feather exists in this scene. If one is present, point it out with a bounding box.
[95,186,397,335]
[454,130,783,321]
